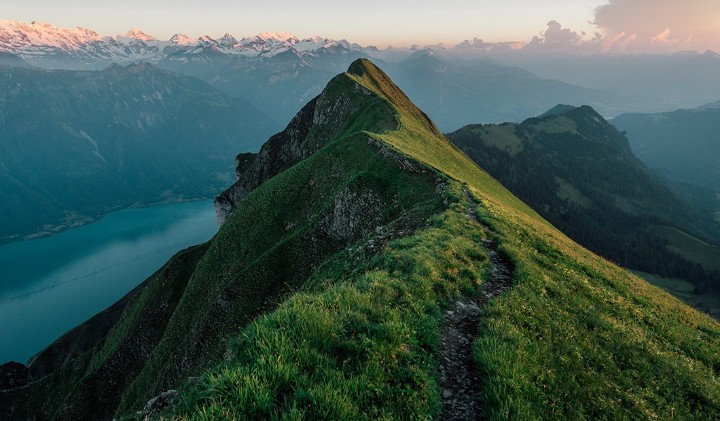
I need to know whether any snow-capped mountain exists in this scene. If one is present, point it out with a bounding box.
[0,20,364,69]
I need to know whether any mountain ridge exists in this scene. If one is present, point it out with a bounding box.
[612,102,720,194]
[0,20,363,69]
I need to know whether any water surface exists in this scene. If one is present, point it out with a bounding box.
[0,200,217,364]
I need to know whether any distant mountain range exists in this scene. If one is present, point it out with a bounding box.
[0,20,664,131]
[0,63,273,241]
[612,102,720,194]
[499,52,720,112]
[448,105,720,292]
[0,20,364,69]
[381,51,647,131]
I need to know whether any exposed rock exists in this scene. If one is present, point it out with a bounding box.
[234,152,257,180]
[142,389,177,418]
[214,68,398,226]
[322,188,382,241]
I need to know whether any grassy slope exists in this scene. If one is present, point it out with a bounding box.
[166,60,720,420]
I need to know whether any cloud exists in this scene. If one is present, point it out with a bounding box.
[523,21,602,53]
[451,2,719,56]
[532,20,582,47]
[593,0,720,51]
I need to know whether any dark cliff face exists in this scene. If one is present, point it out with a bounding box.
[214,96,321,225]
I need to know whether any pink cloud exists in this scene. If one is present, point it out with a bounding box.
[593,0,720,52]
[522,21,602,54]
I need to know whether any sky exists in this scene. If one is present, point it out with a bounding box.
[1,0,718,52]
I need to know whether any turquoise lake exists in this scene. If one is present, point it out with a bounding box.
[0,200,218,364]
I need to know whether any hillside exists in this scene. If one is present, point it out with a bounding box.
[1,60,719,420]
[0,63,272,241]
[447,106,720,294]
[0,52,31,68]
[612,103,720,194]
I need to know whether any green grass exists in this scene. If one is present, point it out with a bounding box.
[115,131,446,415]
[533,115,579,136]
[651,225,720,271]
[463,124,524,156]
[474,215,720,420]
[163,59,720,420]
[168,187,489,419]
[6,58,719,421]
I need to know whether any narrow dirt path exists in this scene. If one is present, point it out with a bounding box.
[439,192,514,421]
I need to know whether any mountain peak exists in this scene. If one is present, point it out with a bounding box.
[123,28,157,41]
[255,32,298,42]
[220,33,236,43]
[346,57,379,77]
[538,104,607,126]
[346,58,442,137]
[538,104,577,118]
[169,33,194,45]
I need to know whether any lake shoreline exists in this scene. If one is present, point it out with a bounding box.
[0,195,219,245]
[0,200,218,364]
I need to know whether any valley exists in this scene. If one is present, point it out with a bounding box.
[0,63,272,241]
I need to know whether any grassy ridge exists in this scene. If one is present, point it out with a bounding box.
[169,186,489,419]
[164,59,720,419]
[356,61,720,419]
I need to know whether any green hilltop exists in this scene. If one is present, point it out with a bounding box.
[2,59,719,420]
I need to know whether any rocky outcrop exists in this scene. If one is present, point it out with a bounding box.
[214,65,398,225]
[215,96,320,225]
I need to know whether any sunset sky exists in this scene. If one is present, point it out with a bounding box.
[1,0,718,52]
